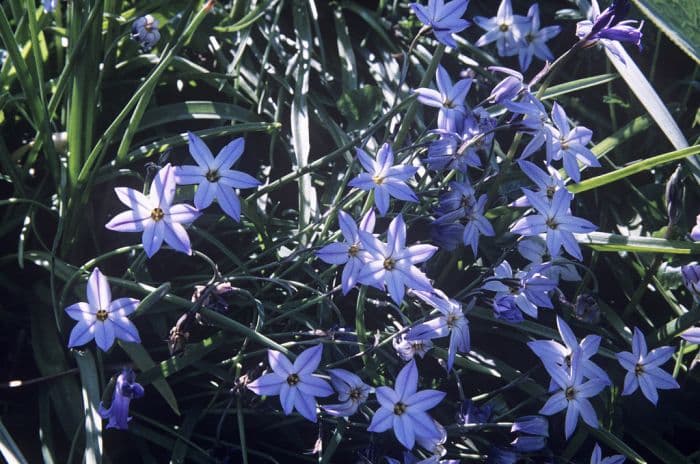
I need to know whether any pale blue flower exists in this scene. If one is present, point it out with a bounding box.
[410,0,470,48]
[517,3,561,71]
[246,344,333,422]
[517,236,581,283]
[64,268,141,352]
[539,351,607,439]
[348,144,418,216]
[474,0,529,56]
[415,65,473,133]
[322,368,373,417]
[546,102,601,183]
[504,92,552,159]
[174,132,260,222]
[482,261,556,319]
[425,108,493,173]
[590,443,625,464]
[616,327,679,405]
[98,368,144,430]
[487,67,525,104]
[316,209,376,295]
[367,359,445,449]
[511,160,566,208]
[105,163,202,257]
[394,333,434,361]
[358,214,437,304]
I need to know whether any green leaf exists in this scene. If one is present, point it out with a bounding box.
[133,282,172,317]
[540,73,619,100]
[74,350,103,464]
[578,232,700,254]
[213,0,278,32]
[632,0,700,64]
[139,101,258,132]
[337,86,382,131]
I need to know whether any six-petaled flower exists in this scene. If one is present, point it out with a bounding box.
[410,0,470,48]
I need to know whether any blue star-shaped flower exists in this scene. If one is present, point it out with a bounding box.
[322,368,373,417]
[410,0,470,48]
[474,0,529,56]
[415,65,473,133]
[517,3,561,71]
[546,102,601,183]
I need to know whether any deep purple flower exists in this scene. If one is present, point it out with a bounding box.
[322,368,373,417]
[616,327,679,405]
[316,209,376,294]
[482,261,556,319]
[358,214,437,304]
[415,65,473,133]
[98,368,144,430]
[492,295,525,323]
[367,359,445,449]
[511,415,549,437]
[410,0,470,48]
[105,163,202,257]
[174,132,261,222]
[590,443,625,464]
[528,315,611,390]
[408,290,470,372]
[546,102,601,183]
[64,268,140,352]
[246,344,333,422]
[510,188,597,261]
[348,144,418,216]
[517,4,561,71]
[576,0,643,56]
[458,399,492,425]
[488,67,525,104]
[131,15,161,52]
[539,351,607,439]
[474,0,529,56]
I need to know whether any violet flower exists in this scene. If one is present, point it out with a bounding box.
[482,261,557,319]
[322,368,373,417]
[408,290,470,372]
[425,108,493,173]
[348,144,418,216]
[246,344,333,422]
[504,92,552,159]
[511,415,549,453]
[510,188,597,261]
[99,368,144,430]
[131,15,161,52]
[487,67,525,104]
[105,163,202,257]
[410,0,470,48]
[546,102,601,183]
[458,400,492,425]
[590,443,625,464]
[316,209,376,294]
[367,359,445,449]
[517,236,581,283]
[358,214,437,304]
[616,327,679,405]
[517,4,561,71]
[64,268,141,352]
[473,0,529,57]
[394,333,434,361]
[42,0,56,13]
[415,65,473,133]
[511,160,566,208]
[175,132,261,221]
[539,351,607,439]
[576,0,643,58]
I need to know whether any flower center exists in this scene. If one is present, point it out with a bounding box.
[349,388,362,401]
[565,386,576,400]
[446,313,459,328]
[348,244,360,257]
[546,217,558,230]
[372,175,384,185]
[526,33,535,43]
[499,23,509,32]
[546,186,556,199]
[393,402,407,415]
[96,309,109,322]
[635,363,644,376]
[443,98,455,109]
[286,373,300,386]
[564,354,571,367]
[383,258,395,270]
[151,207,164,221]
[206,169,220,182]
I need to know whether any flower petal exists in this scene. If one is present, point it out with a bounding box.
[212,137,244,171]
[247,373,284,396]
[68,319,96,348]
[87,268,112,311]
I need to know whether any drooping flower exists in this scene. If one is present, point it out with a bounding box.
[322,368,373,417]
[410,0,470,48]
[98,368,144,430]
[616,327,679,405]
[482,261,557,319]
[394,333,434,361]
[681,263,700,300]
[510,188,597,261]
[358,214,437,304]
[348,144,418,216]
[457,399,492,425]
[590,443,625,464]
[367,359,445,449]
[516,4,561,71]
[473,0,529,56]
[691,214,700,241]
[408,290,470,372]
[105,163,202,257]
[539,351,607,439]
[64,268,141,352]
[528,315,611,390]
[546,102,601,183]
[316,209,376,295]
[246,344,333,422]
[131,15,161,52]
[415,65,473,133]
[511,415,549,452]
[174,132,260,222]
[487,67,526,104]
[576,0,643,56]
[42,0,56,13]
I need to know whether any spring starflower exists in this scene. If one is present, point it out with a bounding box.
[517,4,560,71]
[64,268,141,352]
[691,214,700,241]
[98,368,144,430]
[105,163,201,257]
[131,15,161,52]
[410,0,470,48]
[247,344,333,422]
[348,144,418,216]
[415,66,473,133]
[590,443,625,464]
[546,102,600,183]
[174,132,260,221]
[42,0,56,13]
[616,327,679,405]
[576,0,643,57]
[322,368,373,417]
[482,261,556,319]
[367,360,445,449]
[358,214,437,304]
[474,0,529,56]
